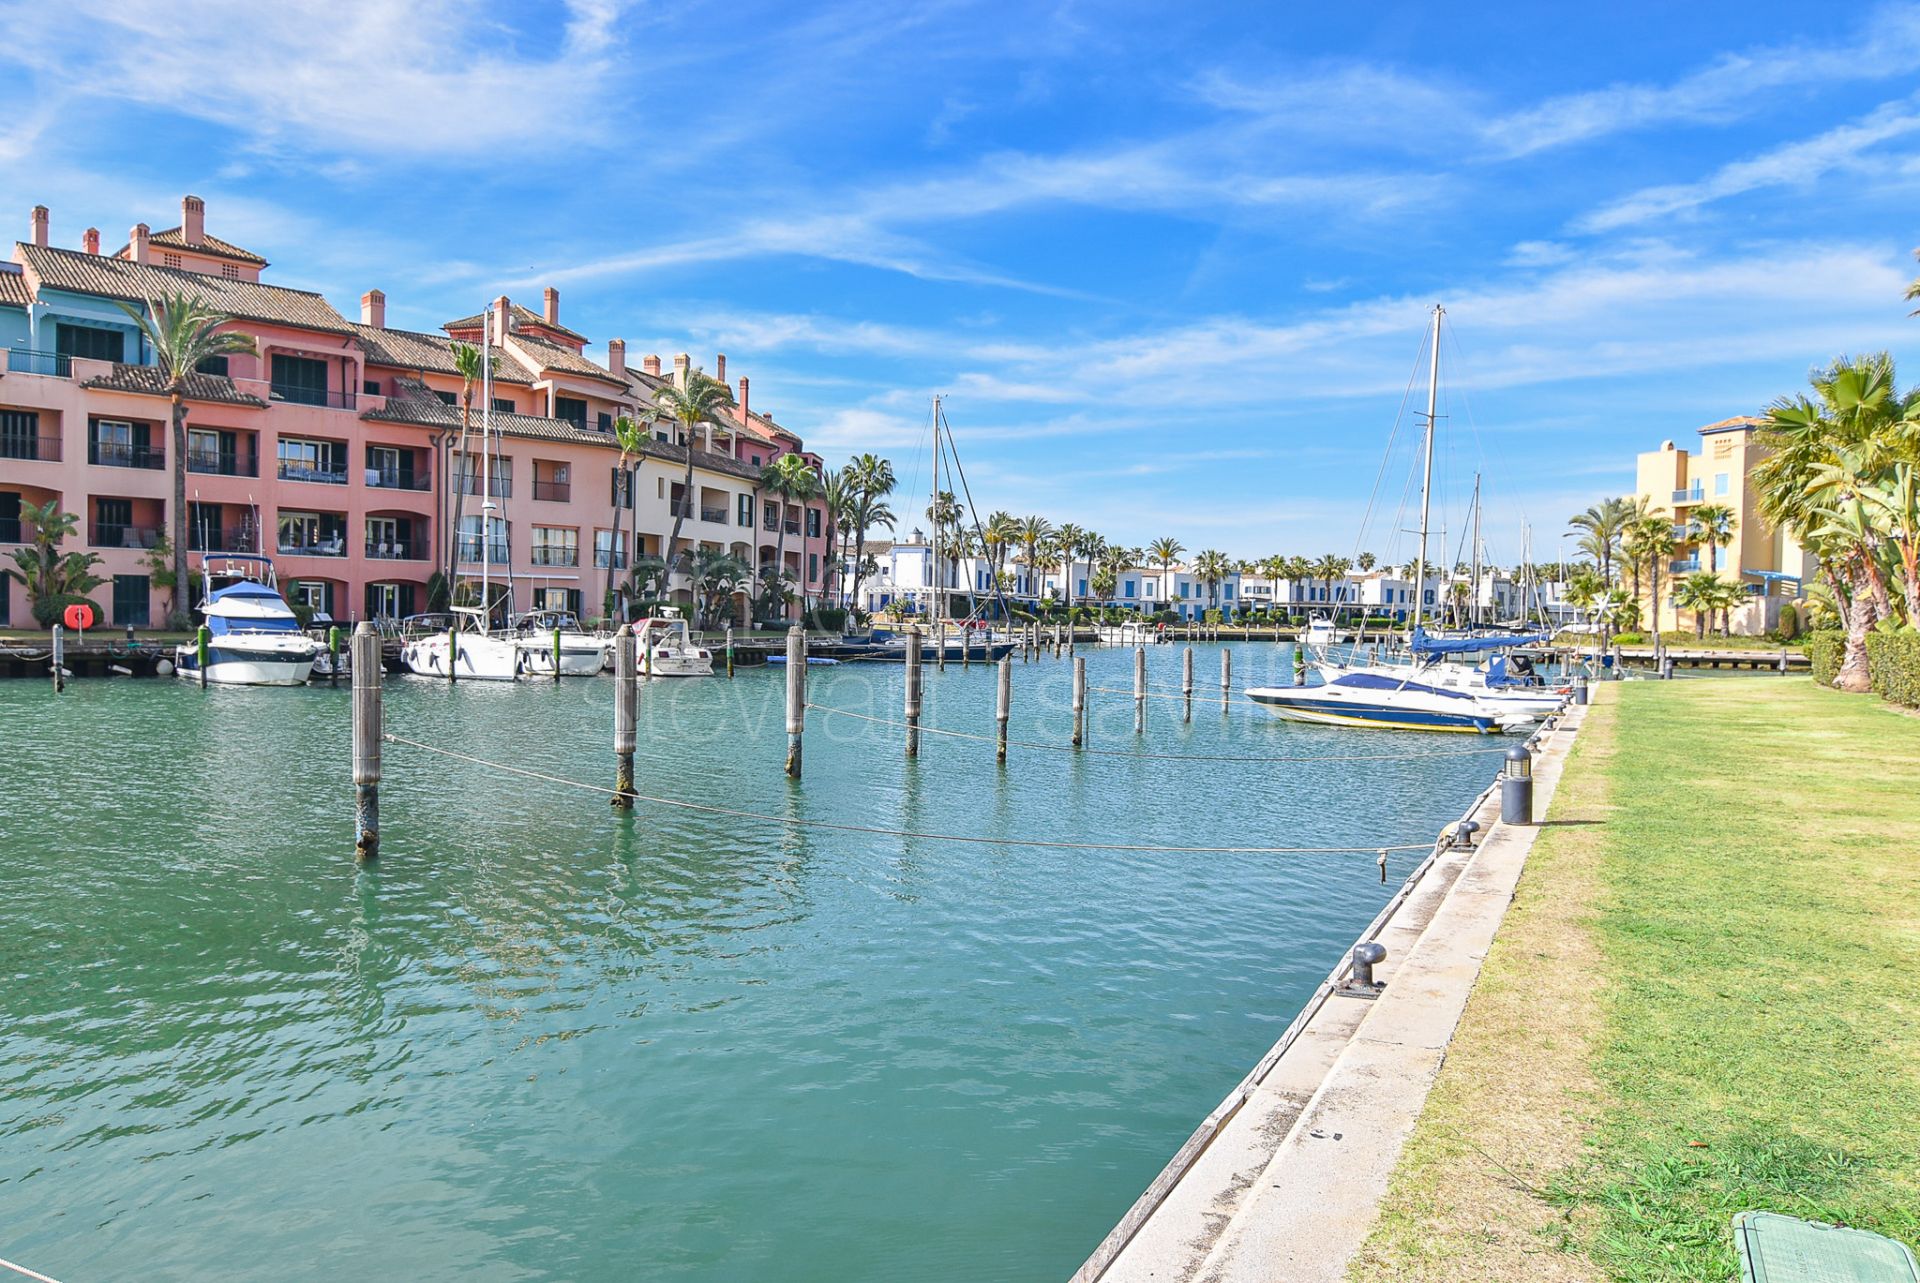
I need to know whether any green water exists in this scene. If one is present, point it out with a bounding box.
[1,646,1501,1281]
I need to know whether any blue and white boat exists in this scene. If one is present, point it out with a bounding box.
[174,555,320,686]
[1246,668,1534,734]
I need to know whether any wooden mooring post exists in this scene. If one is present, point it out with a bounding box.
[995,656,1011,764]
[1134,645,1147,734]
[50,624,65,693]
[1072,656,1086,748]
[1221,647,1232,713]
[1182,645,1194,722]
[784,625,806,778]
[936,620,946,672]
[446,622,458,684]
[725,624,735,678]
[612,624,637,809]
[351,622,381,859]
[904,630,923,758]
[551,625,562,683]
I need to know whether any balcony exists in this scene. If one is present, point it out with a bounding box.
[533,480,572,502]
[91,523,162,549]
[784,520,801,536]
[367,539,425,561]
[279,535,347,558]
[593,549,628,569]
[701,506,728,524]
[454,475,512,498]
[530,546,580,567]
[269,384,357,410]
[1672,487,1703,504]
[188,530,260,554]
[6,349,72,377]
[457,537,512,564]
[278,461,349,485]
[189,450,260,477]
[366,468,430,491]
[1670,557,1700,573]
[1,434,61,462]
[91,441,165,470]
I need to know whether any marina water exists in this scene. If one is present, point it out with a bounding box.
[1,645,1499,1281]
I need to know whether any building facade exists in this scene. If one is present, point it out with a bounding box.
[0,197,832,629]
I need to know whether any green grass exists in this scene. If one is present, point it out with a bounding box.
[1352,679,1920,1282]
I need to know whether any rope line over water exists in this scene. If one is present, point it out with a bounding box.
[381,733,1434,856]
[804,703,1511,762]
[0,1257,66,1283]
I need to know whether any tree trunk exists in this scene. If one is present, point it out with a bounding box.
[1836,564,1878,692]
[448,394,471,588]
[170,392,189,627]
[664,454,694,602]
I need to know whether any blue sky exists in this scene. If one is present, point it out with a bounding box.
[4,1,1919,566]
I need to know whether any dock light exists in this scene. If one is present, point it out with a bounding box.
[1572,673,1589,706]
[1502,744,1534,826]
[1338,941,1388,1000]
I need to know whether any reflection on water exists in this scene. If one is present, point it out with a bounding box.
[0,646,1499,1282]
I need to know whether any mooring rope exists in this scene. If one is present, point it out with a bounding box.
[0,1257,65,1283]
[803,703,1510,762]
[380,733,1433,856]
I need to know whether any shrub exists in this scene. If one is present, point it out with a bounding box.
[1807,630,1845,687]
[808,606,848,633]
[1613,631,1645,646]
[1865,629,1920,707]
[30,593,95,629]
[1776,602,1799,641]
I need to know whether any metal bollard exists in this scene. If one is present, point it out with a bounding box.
[1182,645,1194,723]
[612,625,637,809]
[904,630,923,758]
[1134,646,1147,734]
[1501,743,1534,826]
[1071,656,1086,748]
[995,656,1011,764]
[1338,941,1387,999]
[784,625,805,778]
[351,622,381,859]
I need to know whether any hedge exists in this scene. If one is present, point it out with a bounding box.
[1865,629,1920,707]
[1808,630,1844,687]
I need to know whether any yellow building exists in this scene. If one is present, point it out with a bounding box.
[1632,417,1811,634]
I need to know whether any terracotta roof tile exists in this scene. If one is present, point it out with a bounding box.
[18,242,353,335]
[505,331,624,385]
[0,264,29,309]
[351,323,535,385]
[79,362,268,407]
[143,226,269,267]
[443,301,587,345]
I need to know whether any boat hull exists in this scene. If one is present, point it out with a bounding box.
[519,642,609,677]
[174,644,318,687]
[401,635,520,681]
[1245,687,1499,733]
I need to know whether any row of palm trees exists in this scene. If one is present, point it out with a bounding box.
[1563,494,1742,648]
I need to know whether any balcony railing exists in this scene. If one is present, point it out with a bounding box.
[1672,487,1704,504]
[457,539,513,564]
[1,435,62,462]
[454,476,512,498]
[7,349,73,377]
[367,538,425,561]
[670,500,694,518]
[189,450,260,477]
[701,506,729,524]
[1669,557,1700,573]
[91,441,165,470]
[0,518,20,543]
[532,481,572,502]
[530,546,580,567]
[91,523,163,549]
[593,549,628,569]
[763,515,779,532]
[783,520,801,535]
[188,530,261,553]
[278,461,350,485]
[366,468,430,491]
[278,536,348,558]
[269,384,357,410]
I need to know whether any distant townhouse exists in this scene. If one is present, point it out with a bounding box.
[0,197,832,628]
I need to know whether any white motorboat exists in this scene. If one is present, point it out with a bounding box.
[1310,629,1569,722]
[1246,667,1536,734]
[401,607,521,681]
[636,612,713,676]
[173,555,320,686]
[512,611,609,676]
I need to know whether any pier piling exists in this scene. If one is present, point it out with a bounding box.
[1221,648,1232,712]
[446,623,458,684]
[1134,646,1147,734]
[905,631,923,758]
[196,624,209,689]
[726,624,735,678]
[1072,656,1086,748]
[936,620,946,672]
[784,625,805,778]
[996,657,1011,763]
[351,622,381,859]
[612,625,637,809]
[1182,646,1194,722]
[328,625,342,687]
[552,626,562,683]
[51,624,65,693]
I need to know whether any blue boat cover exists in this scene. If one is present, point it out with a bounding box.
[1410,627,1554,657]
[1329,671,1472,700]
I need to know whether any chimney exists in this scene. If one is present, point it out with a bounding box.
[715,353,727,384]
[130,223,150,265]
[672,352,690,390]
[608,338,626,378]
[493,295,511,339]
[83,227,100,255]
[29,205,47,248]
[182,195,206,247]
[543,286,559,326]
[737,376,750,424]
[642,354,661,376]
[361,288,386,329]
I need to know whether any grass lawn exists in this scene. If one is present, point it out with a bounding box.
[1350,677,1920,1282]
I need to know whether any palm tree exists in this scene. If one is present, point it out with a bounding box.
[1016,515,1053,603]
[1568,496,1635,587]
[1356,551,1377,572]
[761,452,817,621]
[607,414,649,619]
[4,501,105,627]
[1629,515,1678,648]
[1859,463,1920,625]
[653,370,737,586]
[689,547,750,628]
[1148,536,1184,607]
[1193,549,1232,613]
[444,341,496,589]
[1053,522,1088,619]
[1673,571,1722,638]
[1688,501,1737,574]
[844,454,897,617]
[820,467,852,610]
[114,292,257,627]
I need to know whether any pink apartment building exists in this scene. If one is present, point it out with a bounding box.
[0,197,833,630]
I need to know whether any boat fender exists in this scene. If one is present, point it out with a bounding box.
[156,659,175,676]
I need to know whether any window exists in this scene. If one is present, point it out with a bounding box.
[594,529,627,568]
[453,455,510,497]
[56,323,125,363]
[597,411,613,432]
[1124,581,1135,598]
[363,379,381,396]
[738,494,753,526]
[277,511,346,556]
[1077,578,1086,596]
[197,355,230,377]
[458,514,508,563]
[493,398,514,414]
[751,454,762,466]
[806,508,821,538]
[531,526,578,566]
[554,396,588,427]
[764,501,779,531]
[270,354,330,406]
[93,498,133,546]
[113,575,149,626]
[1715,472,1730,496]
[435,390,458,407]
[1225,584,1234,600]
[277,437,347,483]
[90,418,159,469]
[1,410,41,460]
[290,581,331,614]
[809,553,819,584]
[367,583,408,619]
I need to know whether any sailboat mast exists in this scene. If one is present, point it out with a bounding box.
[480,305,494,621]
[1470,471,1481,628]
[930,395,942,624]
[1411,303,1442,636]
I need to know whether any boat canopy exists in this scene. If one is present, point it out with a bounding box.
[1329,670,1474,700]
[1409,627,1554,657]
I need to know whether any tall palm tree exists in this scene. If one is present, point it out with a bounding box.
[819,467,852,609]
[1014,515,1052,603]
[761,452,817,620]
[1673,571,1722,639]
[603,415,651,620]
[1568,496,1635,587]
[844,453,896,616]
[1356,551,1377,572]
[1193,549,1231,612]
[1148,536,1184,606]
[653,370,736,586]
[115,292,257,628]
[1628,515,1678,647]
[1860,463,1920,625]
[1688,501,1738,574]
[1052,522,1087,618]
[444,341,495,589]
